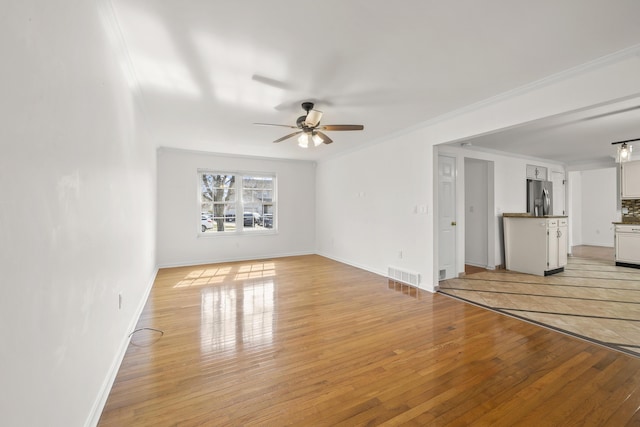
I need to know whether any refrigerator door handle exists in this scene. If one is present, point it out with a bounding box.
[542,188,550,216]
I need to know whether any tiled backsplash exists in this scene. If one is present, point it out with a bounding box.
[621,199,640,222]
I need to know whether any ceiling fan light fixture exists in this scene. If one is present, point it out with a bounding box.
[297,133,310,148]
[305,109,323,127]
[312,132,323,147]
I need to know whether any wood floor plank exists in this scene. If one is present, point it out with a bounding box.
[99,255,640,426]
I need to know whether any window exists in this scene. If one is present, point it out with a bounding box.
[199,171,276,234]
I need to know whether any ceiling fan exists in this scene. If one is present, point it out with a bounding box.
[254,102,364,147]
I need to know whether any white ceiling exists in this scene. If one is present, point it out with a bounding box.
[449,97,640,168]
[109,0,640,164]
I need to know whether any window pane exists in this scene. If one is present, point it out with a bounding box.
[242,176,274,232]
[262,203,274,229]
[201,174,236,203]
[200,173,236,233]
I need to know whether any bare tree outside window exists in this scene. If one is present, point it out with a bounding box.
[201,174,235,232]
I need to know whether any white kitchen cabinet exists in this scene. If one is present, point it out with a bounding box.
[556,218,568,268]
[621,160,640,199]
[526,164,548,181]
[615,224,640,266]
[503,216,568,276]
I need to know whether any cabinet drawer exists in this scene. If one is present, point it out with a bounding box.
[558,218,568,226]
[616,225,640,233]
[616,231,640,263]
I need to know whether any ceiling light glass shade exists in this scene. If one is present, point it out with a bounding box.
[305,109,323,127]
[312,133,323,147]
[616,143,633,163]
[297,133,309,148]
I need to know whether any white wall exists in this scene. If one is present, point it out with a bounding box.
[579,167,618,246]
[0,1,157,426]
[316,132,433,287]
[157,149,316,267]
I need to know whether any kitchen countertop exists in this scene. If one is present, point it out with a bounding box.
[503,213,568,218]
[613,221,640,225]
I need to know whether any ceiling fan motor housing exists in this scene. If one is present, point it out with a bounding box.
[296,115,308,129]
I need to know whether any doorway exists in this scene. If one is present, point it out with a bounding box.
[464,158,489,269]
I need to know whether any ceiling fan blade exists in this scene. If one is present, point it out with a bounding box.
[320,124,364,131]
[273,131,302,143]
[316,131,333,144]
[254,122,298,129]
[304,109,323,127]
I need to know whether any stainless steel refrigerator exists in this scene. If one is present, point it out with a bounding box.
[526,179,553,216]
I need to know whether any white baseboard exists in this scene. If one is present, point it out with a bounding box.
[85,266,158,427]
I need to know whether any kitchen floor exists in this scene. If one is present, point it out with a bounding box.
[570,244,615,259]
[443,245,640,357]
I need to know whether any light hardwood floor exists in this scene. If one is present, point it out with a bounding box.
[99,255,640,426]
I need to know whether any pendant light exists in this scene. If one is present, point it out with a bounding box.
[612,138,638,163]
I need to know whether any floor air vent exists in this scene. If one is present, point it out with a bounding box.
[388,267,420,287]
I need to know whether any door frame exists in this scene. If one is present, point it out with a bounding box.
[435,148,496,285]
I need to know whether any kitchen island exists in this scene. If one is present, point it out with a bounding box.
[613,221,640,269]
[503,213,568,276]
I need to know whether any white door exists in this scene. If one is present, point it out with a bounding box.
[551,171,566,215]
[439,155,457,280]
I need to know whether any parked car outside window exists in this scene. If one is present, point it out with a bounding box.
[244,212,261,227]
[201,215,213,232]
